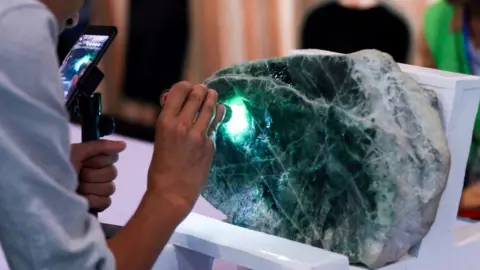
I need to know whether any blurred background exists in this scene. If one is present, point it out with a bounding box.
[60,0,440,141]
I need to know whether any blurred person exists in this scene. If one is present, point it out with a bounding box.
[419,0,480,218]
[125,0,189,106]
[57,0,91,62]
[302,1,411,63]
[110,0,190,142]
[0,1,224,270]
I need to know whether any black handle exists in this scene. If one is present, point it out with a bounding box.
[79,94,115,217]
[75,66,115,218]
[79,94,102,217]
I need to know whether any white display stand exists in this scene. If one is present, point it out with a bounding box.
[160,49,480,270]
[1,49,480,270]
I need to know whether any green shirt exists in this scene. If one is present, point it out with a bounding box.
[424,0,480,177]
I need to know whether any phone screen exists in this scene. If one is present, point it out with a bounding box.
[60,34,110,99]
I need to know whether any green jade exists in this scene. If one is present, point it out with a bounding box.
[202,50,450,269]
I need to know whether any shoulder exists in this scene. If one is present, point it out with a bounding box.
[0,0,59,58]
[0,0,57,26]
[0,0,63,108]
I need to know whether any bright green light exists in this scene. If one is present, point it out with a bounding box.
[223,96,251,143]
[74,55,92,72]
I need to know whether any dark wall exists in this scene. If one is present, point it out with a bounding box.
[123,0,190,106]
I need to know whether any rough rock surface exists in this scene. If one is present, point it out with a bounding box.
[202,50,450,268]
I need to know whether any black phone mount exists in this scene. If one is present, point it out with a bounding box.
[70,65,115,217]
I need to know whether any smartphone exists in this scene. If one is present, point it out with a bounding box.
[61,25,117,106]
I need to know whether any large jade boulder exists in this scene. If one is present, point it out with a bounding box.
[202,50,450,269]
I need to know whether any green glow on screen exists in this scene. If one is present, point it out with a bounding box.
[74,55,93,72]
[223,96,251,143]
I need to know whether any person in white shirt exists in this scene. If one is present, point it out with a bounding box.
[0,0,225,269]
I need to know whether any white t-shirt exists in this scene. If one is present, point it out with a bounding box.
[0,0,114,269]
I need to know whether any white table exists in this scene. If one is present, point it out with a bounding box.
[0,125,238,270]
[68,125,240,270]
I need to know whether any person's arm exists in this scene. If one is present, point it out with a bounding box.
[0,4,196,270]
[459,183,480,210]
[107,190,187,270]
[0,3,114,269]
[0,4,189,270]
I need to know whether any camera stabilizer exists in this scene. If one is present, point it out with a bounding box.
[69,65,115,217]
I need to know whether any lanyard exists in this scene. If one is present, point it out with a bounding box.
[463,8,473,73]
[463,8,473,74]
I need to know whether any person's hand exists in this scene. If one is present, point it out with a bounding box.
[148,81,225,217]
[71,140,127,212]
[460,182,480,211]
